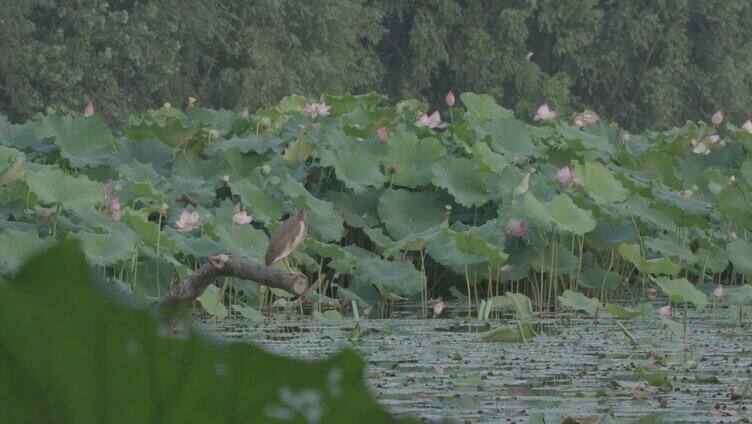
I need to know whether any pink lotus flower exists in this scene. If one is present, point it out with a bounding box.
[302,102,331,118]
[389,164,398,174]
[658,305,672,317]
[433,298,445,316]
[742,120,752,133]
[416,110,445,128]
[83,102,94,117]
[556,166,575,185]
[714,284,724,298]
[506,218,529,238]
[377,127,389,141]
[445,91,456,107]
[175,210,200,232]
[533,103,557,121]
[711,110,724,126]
[108,197,122,221]
[572,110,599,127]
[233,210,252,225]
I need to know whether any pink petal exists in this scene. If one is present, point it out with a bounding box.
[711,110,724,126]
[556,166,574,184]
[658,305,671,317]
[377,127,389,141]
[714,284,724,298]
[83,102,94,117]
[445,91,455,107]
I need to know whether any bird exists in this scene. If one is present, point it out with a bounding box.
[264,208,307,267]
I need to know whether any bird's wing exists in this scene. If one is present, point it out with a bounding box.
[264,217,303,266]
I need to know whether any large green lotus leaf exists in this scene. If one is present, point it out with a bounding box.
[425,232,488,275]
[482,118,543,159]
[605,304,645,320]
[214,224,268,263]
[26,168,104,211]
[377,189,445,240]
[0,121,55,153]
[217,148,269,183]
[624,195,677,232]
[693,243,728,273]
[652,186,709,216]
[384,132,445,188]
[167,175,216,206]
[357,256,423,297]
[431,158,490,207]
[171,154,225,182]
[472,141,509,175]
[0,229,54,274]
[324,189,380,229]
[586,220,639,250]
[186,107,237,134]
[320,143,385,193]
[558,290,600,316]
[533,244,580,275]
[725,285,752,305]
[644,237,696,264]
[460,92,513,123]
[0,242,411,423]
[727,239,752,275]
[283,138,315,164]
[556,123,615,156]
[116,159,163,186]
[574,162,629,203]
[196,284,229,319]
[206,135,285,155]
[125,114,202,148]
[70,231,137,267]
[443,229,507,264]
[499,247,537,282]
[618,244,680,276]
[231,179,283,224]
[280,174,343,241]
[522,192,596,235]
[717,185,752,230]
[36,115,114,168]
[653,276,708,307]
[171,233,224,258]
[579,268,624,291]
[114,138,174,175]
[123,209,177,253]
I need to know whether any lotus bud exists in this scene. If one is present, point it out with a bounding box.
[690,139,698,146]
[113,183,123,193]
[525,51,534,61]
[83,101,94,117]
[433,298,445,316]
[222,175,230,185]
[730,175,736,183]
[743,120,752,134]
[506,218,529,238]
[711,110,723,126]
[390,164,398,174]
[714,284,724,298]
[658,305,672,317]
[556,166,574,185]
[445,91,455,107]
[260,117,271,127]
[242,106,250,118]
[164,102,171,109]
[188,97,197,108]
[444,204,452,211]
[377,127,389,142]
[261,164,272,176]
[730,231,738,239]
[160,203,170,215]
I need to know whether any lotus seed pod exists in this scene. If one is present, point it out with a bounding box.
[160,203,170,214]
[261,164,272,176]
[164,102,171,109]
[390,164,398,174]
[444,204,452,211]
[114,183,123,192]
[730,175,736,183]
[222,175,230,183]
[188,97,197,107]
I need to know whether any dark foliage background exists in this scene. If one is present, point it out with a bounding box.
[2,0,751,130]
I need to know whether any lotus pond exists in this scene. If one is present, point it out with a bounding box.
[201,301,752,423]
[3,92,752,422]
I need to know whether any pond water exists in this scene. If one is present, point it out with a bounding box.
[199,303,752,423]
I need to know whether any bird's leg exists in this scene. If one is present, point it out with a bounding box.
[283,258,294,274]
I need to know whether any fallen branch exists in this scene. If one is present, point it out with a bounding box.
[156,253,308,310]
